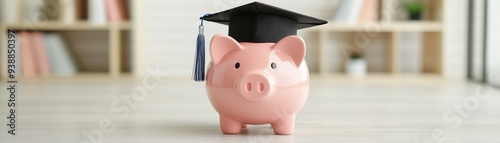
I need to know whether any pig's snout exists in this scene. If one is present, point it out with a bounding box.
[237,73,274,101]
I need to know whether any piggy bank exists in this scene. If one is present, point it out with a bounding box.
[206,34,310,135]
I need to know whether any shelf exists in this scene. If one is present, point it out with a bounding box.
[0,0,142,79]
[311,73,443,78]
[4,21,131,31]
[13,72,133,79]
[318,21,443,32]
[316,23,444,76]
[310,73,453,84]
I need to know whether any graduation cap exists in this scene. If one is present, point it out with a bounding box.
[204,2,328,43]
[193,2,327,81]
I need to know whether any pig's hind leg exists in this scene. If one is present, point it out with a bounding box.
[271,115,295,135]
[220,115,242,134]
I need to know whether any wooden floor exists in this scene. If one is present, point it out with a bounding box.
[1,75,499,143]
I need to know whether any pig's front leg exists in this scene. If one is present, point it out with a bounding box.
[219,115,242,134]
[271,115,295,135]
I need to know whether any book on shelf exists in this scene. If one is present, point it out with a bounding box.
[18,32,78,77]
[88,0,107,24]
[31,32,52,76]
[333,0,353,23]
[345,0,365,24]
[118,0,130,20]
[4,0,130,25]
[18,32,37,77]
[106,0,128,22]
[43,33,78,76]
[90,0,130,24]
[358,0,379,23]
[61,0,77,24]
[76,0,89,20]
[333,0,379,24]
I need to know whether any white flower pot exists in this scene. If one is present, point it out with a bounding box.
[346,59,367,78]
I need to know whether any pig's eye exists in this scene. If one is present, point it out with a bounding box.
[235,62,240,69]
[271,62,277,69]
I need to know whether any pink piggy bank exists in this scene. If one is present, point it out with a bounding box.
[206,34,310,135]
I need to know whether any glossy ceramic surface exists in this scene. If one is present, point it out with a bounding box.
[206,34,310,134]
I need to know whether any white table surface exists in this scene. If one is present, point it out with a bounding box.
[1,75,499,143]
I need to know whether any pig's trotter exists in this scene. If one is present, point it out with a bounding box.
[271,116,295,135]
[220,115,242,134]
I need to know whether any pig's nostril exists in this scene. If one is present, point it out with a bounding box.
[246,83,251,92]
[258,83,264,92]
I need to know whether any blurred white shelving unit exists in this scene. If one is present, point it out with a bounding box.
[317,0,444,76]
[0,0,146,78]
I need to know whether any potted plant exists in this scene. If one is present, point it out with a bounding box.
[405,1,424,20]
[345,48,367,78]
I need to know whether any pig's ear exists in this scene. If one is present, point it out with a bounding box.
[210,34,242,65]
[273,36,306,67]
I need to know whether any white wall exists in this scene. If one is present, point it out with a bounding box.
[143,0,467,78]
[144,0,337,76]
[443,0,467,79]
[471,0,484,80]
[487,0,500,85]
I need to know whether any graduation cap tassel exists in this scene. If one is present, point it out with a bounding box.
[193,14,210,82]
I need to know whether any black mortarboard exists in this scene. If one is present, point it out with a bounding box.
[203,2,328,43]
[193,2,327,81]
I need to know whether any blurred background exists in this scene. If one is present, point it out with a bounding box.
[1,0,499,142]
[0,0,498,84]
[0,0,498,85]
